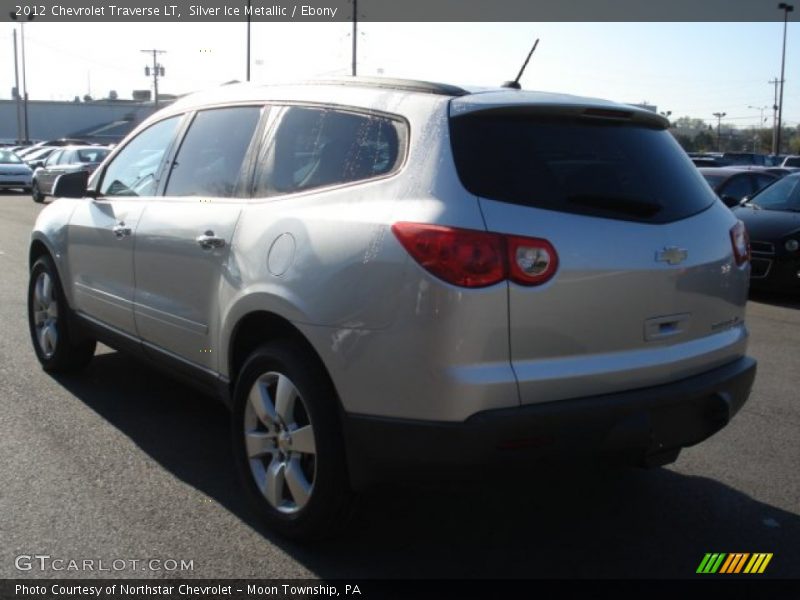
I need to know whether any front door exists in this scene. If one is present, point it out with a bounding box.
[66,116,182,335]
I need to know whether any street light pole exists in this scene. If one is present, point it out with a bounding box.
[12,29,23,144]
[749,105,768,152]
[777,3,794,155]
[713,112,727,152]
[352,0,357,76]
[9,11,33,143]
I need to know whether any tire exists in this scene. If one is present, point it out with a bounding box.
[31,181,44,203]
[27,255,96,372]
[232,341,353,540]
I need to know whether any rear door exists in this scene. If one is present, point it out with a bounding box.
[133,105,264,371]
[448,101,748,405]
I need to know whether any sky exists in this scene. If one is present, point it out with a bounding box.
[1,21,798,129]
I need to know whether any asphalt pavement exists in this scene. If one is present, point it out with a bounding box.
[0,191,798,579]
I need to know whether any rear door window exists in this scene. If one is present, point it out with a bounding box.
[253,106,404,197]
[164,106,262,198]
[449,114,717,223]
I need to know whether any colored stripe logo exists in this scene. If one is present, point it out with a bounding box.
[697,553,773,574]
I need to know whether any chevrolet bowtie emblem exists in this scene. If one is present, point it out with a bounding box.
[656,246,688,265]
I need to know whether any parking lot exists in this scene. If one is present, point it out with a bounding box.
[0,191,798,579]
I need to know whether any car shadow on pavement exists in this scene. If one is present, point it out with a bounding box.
[55,351,800,579]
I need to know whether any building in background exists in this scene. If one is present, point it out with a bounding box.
[0,97,172,145]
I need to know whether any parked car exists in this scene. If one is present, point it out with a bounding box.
[0,149,32,192]
[699,167,778,207]
[733,172,800,291]
[28,78,757,539]
[781,155,800,168]
[31,145,111,203]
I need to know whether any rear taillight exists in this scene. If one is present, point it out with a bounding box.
[730,221,750,266]
[391,222,558,288]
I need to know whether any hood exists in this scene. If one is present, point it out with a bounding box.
[733,206,800,240]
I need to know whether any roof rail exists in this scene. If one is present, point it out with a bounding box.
[296,76,470,97]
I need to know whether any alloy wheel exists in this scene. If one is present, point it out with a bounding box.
[32,271,59,358]
[243,372,317,514]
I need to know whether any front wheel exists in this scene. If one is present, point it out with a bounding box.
[232,342,353,539]
[27,255,96,372]
[31,181,45,203]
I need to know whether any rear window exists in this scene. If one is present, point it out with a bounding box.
[702,174,726,188]
[449,114,717,223]
[76,148,110,163]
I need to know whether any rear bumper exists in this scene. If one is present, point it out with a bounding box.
[343,356,756,482]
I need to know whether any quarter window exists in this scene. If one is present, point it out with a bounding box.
[164,106,262,197]
[255,106,403,197]
[100,116,180,197]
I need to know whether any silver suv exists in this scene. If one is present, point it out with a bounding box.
[28,78,757,538]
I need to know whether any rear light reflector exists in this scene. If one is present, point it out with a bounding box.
[507,235,558,285]
[730,221,750,266]
[391,222,558,288]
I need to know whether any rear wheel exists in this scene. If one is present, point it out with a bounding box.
[31,180,44,203]
[232,342,353,539]
[27,255,96,372]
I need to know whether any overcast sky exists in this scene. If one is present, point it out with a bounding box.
[1,21,797,128]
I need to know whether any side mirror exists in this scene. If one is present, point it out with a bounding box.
[29,160,44,169]
[739,197,750,207]
[53,170,90,198]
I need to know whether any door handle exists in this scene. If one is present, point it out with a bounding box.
[112,222,132,238]
[196,230,226,249]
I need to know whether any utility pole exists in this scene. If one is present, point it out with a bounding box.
[351,0,357,76]
[141,49,166,109]
[12,29,23,144]
[713,112,726,152]
[777,3,794,155]
[770,77,780,154]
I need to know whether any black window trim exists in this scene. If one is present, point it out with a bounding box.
[246,101,410,203]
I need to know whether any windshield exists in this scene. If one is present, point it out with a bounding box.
[750,174,800,211]
[25,147,54,161]
[0,150,22,164]
[76,148,110,163]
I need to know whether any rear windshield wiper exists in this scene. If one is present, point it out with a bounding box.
[566,194,662,218]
